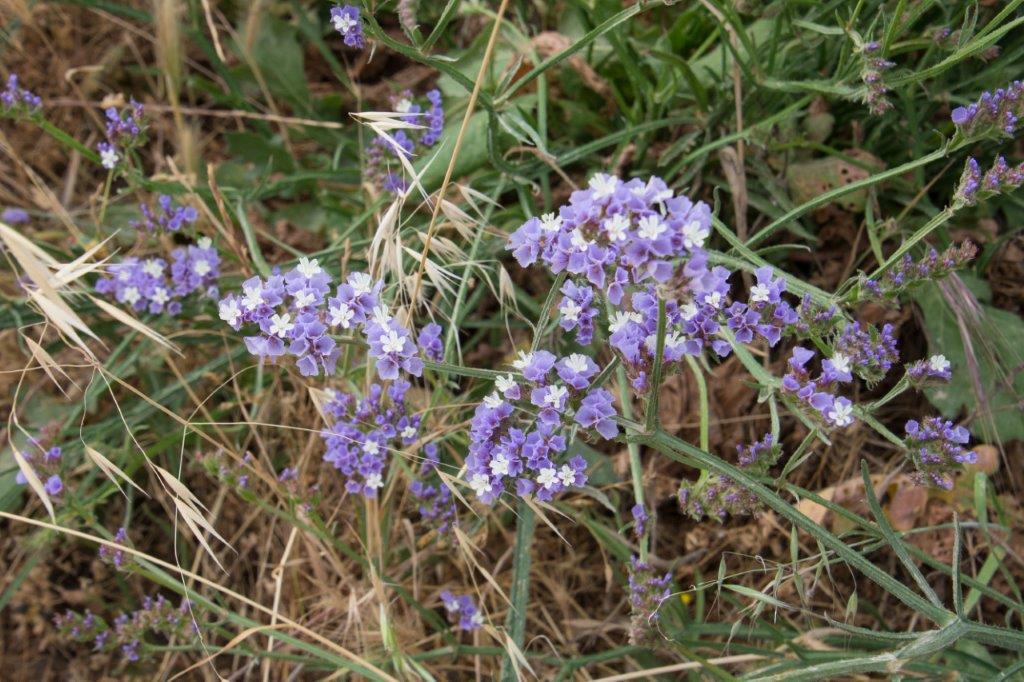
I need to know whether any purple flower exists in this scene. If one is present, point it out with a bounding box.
[626,556,672,645]
[631,503,648,538]
[557,279,598,344]
[365,89,446,192]
[906,354,952,384]
[949,81,1023,139]
[904,417,976,490]
[132,195,199,233]
[574,389,619,439]
[439,591,483,631]
[0,74,42,115]
[417,322,444,362]
[555,353,598,390]
[512,350,557,383]
[365,318,424,380]
[2,207,29,224]
[330,5,364,48]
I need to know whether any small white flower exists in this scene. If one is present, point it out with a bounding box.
[536,468,558,489]
[380,329,406,354]
[469,473,491,497]
[142,259,163,278]
[371,304,392,327]
[680,301,699,321]
[512,351,533,370]
[350,272,374,296]
[296,257,321,278]
[117,268,133,282]
[682,220,709,249]
[928,354,950,373]
[241,284,263,311]
[750,283,771,303]
[609,311,641,334]
[363,440,380,456]
[827,400,854,427]
[332,13,356,32]
[293,290,315,308]
[603,213,630,242]
[704,291,723,309]
[558,464,576,487]
[489,454,510,476]
[469,612,484,627]
[564,353,590,374]
[645,331,684,353]
[329,302,354,328]
[269,313,294,338]
[395,98,413,114]
[539,212,562,233]
[495,374,517,395]
[122,286,140,305]
[560,298,583,322]
[100,146,119,169]
[483,392,504,409]
[151,287,170,305]
[637,215,666,241]
[196,237,212,249]
[219,298,241,326]
[570,228,592,252]
[588,173,619,199]
[193,259,212,277]
[830,353,852,375]
[401,425,417,440]
[543,384,568,408]
[365,472,383,489]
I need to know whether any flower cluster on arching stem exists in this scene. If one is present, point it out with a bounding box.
[904,417,977,490]
[463,350,614,504]
[0,74,42,117]
[97,99,147,170]
[54,596,199,664]
[218,260,428,379]
[96,237,220,316]
[627,556,672,645]
[320,380,421,497]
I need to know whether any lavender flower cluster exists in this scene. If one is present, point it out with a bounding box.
[955,155,1024,207]
[440,591,484,631]
[463,351,614,504]
[950,81,1022,139]
[130,195,199,233]
[409,443,456,535]
[98,527,131,569]
[678,433,778,522]
[366,89,445,193]
[781,346,855,428]
[906,354,952,385]
[55,596,198,664]
[97,99,146,170]
[218,260,424,379]
[0,74,42,116]
[833,321,899,383]
[320,380,421,497]
[862,242,977,299]
[509,174,728,387]
[96,238,220,316]
[14,438,64,497]
[626,556,672,645]
[859,41,895,115]
[904,417,977,490]
[331,4,364,49]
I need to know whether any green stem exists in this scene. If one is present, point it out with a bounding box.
[501,498,537,681]
[644,299,667,433]
[615,360,647,560]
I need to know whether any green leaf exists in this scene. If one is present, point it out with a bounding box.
[245,16,310,110]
